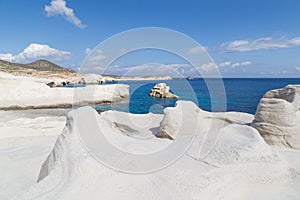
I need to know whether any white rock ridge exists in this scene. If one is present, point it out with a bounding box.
[0,109,68,200]
[149,83,178,98]
[15,102,298,200]
[156,101,275,166]
[187,124,276,166]
[156,101,254,140]
[0,73,129,109]
[252,85,300,149]
[65,74,105,86]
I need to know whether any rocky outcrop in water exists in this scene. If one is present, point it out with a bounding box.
[149,83,178,98]
[252,85,300,149]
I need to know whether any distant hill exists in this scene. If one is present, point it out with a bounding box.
[25,60,75,72]
[0,59,76,78]
[0,59,75,72]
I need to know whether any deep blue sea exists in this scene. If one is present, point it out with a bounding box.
[95,79,300,114]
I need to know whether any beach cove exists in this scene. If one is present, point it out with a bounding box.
[1,70,300,199]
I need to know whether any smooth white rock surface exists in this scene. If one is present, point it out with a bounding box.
[0,72,129,109]
[10,102,300,200]
[149,83,178,98]
[157,101,254,139]
[0,109,68,199]
[252,85,300,149]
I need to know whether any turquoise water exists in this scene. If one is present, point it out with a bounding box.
[95,78,300,114]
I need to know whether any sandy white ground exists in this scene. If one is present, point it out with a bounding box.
[0,109,68,199]
[1,101,299,200]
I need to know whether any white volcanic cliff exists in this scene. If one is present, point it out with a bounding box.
[252,85,300,149]
[0,72,129,109]
[14,101,298,200]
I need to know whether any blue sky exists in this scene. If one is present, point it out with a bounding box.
[0,0,300,77]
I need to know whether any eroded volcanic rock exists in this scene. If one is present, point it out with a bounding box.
[149,83,178,98]
[252,85,300,149]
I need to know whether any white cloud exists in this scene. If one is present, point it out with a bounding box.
[89,54,107,63]
[218,61,232,67]
[45,0,86,29]
[221,37,300,52]
[123,63,195,77]
[0,43,71,63]
[241,61,252,65]
[85,48,92,54]
[231,63,241,68]
[197,62,218,73]
[230,61,252,68]
[0,53,15,62]
[217,61,252,68]
[295,66,300,72]
[188,46,205,54]
[100,63,199,77]
[84,49,107,67]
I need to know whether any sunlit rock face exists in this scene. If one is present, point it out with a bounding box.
[149,83,178,98]
[252,85,300,149]
[0,73,129,109]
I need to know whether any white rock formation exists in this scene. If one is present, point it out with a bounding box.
[66,73,105,85]
[149,83,178,98]
[45,74,106,87]
[156,101,276,166]
[157,101,254,140]
[1,72,300,199]
[0,73,129,109]
[12,101,295,200]
[0,109,67,199]
[252,85,300,149]
[187,124,276,166]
